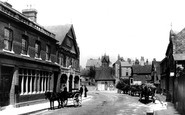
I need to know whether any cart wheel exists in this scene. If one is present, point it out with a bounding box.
[73,93,82,106]
[62,99,68,107]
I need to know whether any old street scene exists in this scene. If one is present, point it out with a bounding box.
[1,0,185,115]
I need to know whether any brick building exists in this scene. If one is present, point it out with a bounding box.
[45,25,81,92]
[0,1,60,107]
[0,1,81,108]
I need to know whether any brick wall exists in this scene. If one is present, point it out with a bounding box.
[0,15,57,63]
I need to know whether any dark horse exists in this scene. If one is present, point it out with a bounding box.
[45,92,62,110]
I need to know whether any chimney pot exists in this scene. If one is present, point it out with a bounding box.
[22,8,37,22]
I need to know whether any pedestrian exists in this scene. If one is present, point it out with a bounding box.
[80,85,83,96]
[84,85,88,97]
[63,85,67,100]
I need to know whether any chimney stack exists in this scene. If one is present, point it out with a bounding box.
[22,8,37,22]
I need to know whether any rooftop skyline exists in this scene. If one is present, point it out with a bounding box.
[4,0,185,67]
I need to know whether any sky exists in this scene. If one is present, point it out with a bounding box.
[4,0,185,67]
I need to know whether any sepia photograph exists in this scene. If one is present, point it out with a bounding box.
[0,0,185,114]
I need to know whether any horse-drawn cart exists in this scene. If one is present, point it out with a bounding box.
[45,89,82,110]
[139,83,156,102]
[63,89,82,107]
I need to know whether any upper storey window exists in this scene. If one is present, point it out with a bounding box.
[4,28,13,51]
[35,41,41,58]
[46,45,50,61]
[21,35,28,55]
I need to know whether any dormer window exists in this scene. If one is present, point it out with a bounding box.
[4,28,13,51]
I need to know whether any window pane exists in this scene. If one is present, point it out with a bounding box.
[4,40,9,50]
[35,42,40,58]
[4,28,12,51]
[22,37,28,54]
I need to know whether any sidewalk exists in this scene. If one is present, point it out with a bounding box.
[148,94,181,115]
[0,95,93,115]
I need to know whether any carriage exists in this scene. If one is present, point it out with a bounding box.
[63,89,82,107]
[139,83,156,102]
[45,89,82,110]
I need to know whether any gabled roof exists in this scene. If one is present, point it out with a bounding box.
[152,61,161,75]
[95,67,115,81]
[45,24,72,44]
[86,58,101,68]
[132,65,152,74]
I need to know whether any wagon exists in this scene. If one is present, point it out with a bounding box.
[62,89,82,107]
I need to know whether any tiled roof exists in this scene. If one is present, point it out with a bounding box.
[80,69,89,76]
[95,67,115,81]
[132,65,152,74]
[45,24,72,44]
[171,28,185,54]
[173,54,185,61]
[86,59,101,68]
[133,74,152,82]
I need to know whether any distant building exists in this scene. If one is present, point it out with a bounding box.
[151,59,161,92]
[131,64,152,85]
[120,61,132,80]
[95,54,115,91]
[86,58,101,69]
[131,57,152,85]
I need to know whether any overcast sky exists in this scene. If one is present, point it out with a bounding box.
[4,0,185,67]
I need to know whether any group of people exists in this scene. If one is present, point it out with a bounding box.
[80,85,88,97]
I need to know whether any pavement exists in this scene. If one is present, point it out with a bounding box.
[147,94,181,115]
[0,95,93,115]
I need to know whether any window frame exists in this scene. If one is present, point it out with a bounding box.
[35,40,41,58]
[21,35,29,55]
[4,28,13,51]
[46,44,51,61]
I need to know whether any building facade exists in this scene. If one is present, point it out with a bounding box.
[131,57,152,85]
[0,2,81,108]
[161,28,185,113]
[45,25,81,93]
[0,2,59,107]
[151,59,161,92]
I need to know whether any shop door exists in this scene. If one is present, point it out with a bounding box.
[0,66,13,106]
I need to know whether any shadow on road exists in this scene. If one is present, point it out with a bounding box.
[139,99,153,104]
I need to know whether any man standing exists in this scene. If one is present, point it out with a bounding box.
[80,85,83,96]
[84,85,88,97]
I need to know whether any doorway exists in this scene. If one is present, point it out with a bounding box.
[0,66,13,106]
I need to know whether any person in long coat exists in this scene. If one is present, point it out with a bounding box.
[80,85,83,96]
[84,85,88,97]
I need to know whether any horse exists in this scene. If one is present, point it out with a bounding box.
[45,92,62,110]
[129,85,142,96]
[58,91,68,107]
